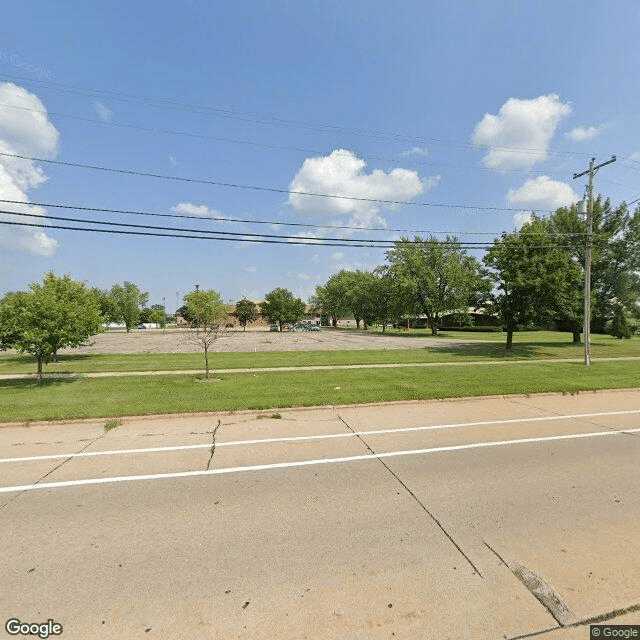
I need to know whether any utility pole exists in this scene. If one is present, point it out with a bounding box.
[573,155,616,366]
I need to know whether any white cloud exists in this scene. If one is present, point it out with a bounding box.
[331,251,345,262]
[400,146,427,157]
[471,94,572,171]
[629,151,640,162]
[244,266,256,273]
[0,83,60,256]
[288,149,430,229]
[169,155,177,166]
[171,202,221,218]
[565,124,609,141]
[507,176,578,211]
[94,101,112,122]
[513,212,533,230]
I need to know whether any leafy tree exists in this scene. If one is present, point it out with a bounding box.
[149,304,167,329]
[138,307,152,324]
[549,198,640,333]
[260,288,306,331]
[181,289,229,378]
[373,267,407,333]
[175,304,194,325]
[340,270,380,330]
[232,298,258,331]
[91,287,117,320]
[483,217,581,352]
[314,276,349,327]
[108,282,149,331]
[385,236,487,335]
[0,272,104,383]
[609,299,631,339]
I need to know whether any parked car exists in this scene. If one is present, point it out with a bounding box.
[136,323,146,329]
[309,325,320,331]
[269,324,279,332]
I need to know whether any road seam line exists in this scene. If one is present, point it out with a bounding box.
[338,413,483,578]
[3,428,638,495]
[3,409,640,465]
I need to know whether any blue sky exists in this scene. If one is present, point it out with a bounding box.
[1,1,639,311]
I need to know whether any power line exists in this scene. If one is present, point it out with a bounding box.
[0,102,572,176]
[0,212,581,251]
[1,209,498,246]
[0,218,501,249]
[0,198,589,237]
[0,151,556,213]
[0,71,601,159]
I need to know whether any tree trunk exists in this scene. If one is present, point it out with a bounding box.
[204,345,210,379]
[430,324,438,336]
[37,355,43,386]
[572,330,581,345]
[505,329,514,354]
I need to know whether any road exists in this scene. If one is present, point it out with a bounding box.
[1,391,640,639]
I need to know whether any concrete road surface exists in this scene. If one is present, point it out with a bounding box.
[1,391,640,639]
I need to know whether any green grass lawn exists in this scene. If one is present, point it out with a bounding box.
[1,331,638,376]
[1,359,639,422]
[1,331,638,422]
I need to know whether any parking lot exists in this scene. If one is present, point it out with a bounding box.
[55,327,471,354]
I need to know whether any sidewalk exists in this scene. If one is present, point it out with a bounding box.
[2,356,640,380]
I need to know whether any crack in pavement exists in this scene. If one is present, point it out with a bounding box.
[0,428,110,511]
[507,602,640,639]
[337,413,483,579]
[484,540,574,627]
[511,562,575,627]
[206,419,222,471]
[485,541,640,638]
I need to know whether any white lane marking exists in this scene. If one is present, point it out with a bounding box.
[1,427,640,494]
[2,409,640,464]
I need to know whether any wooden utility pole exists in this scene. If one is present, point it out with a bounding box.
[572,155,616,365]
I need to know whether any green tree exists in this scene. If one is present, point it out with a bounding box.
[484,217,581,352]
[385,236,487,335]
[373,268,407,333]
[609,299,631,339]
[260,288,306,331]
[149,304,167,329]
[175,304,194,325]
[314,275,350,327]
[138,307,152,324]
[340,270,380,330]
[181,289,229,378]
[549,198,640,333]
[109,282,149,331]
[232,298,258,331]
[0,272,104,383]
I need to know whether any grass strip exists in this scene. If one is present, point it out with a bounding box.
[1,333,638,375]
[2,360,639,422]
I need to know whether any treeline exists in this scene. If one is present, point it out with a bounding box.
[312,198,640,351]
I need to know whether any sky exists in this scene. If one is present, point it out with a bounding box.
[1,0,639,311]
